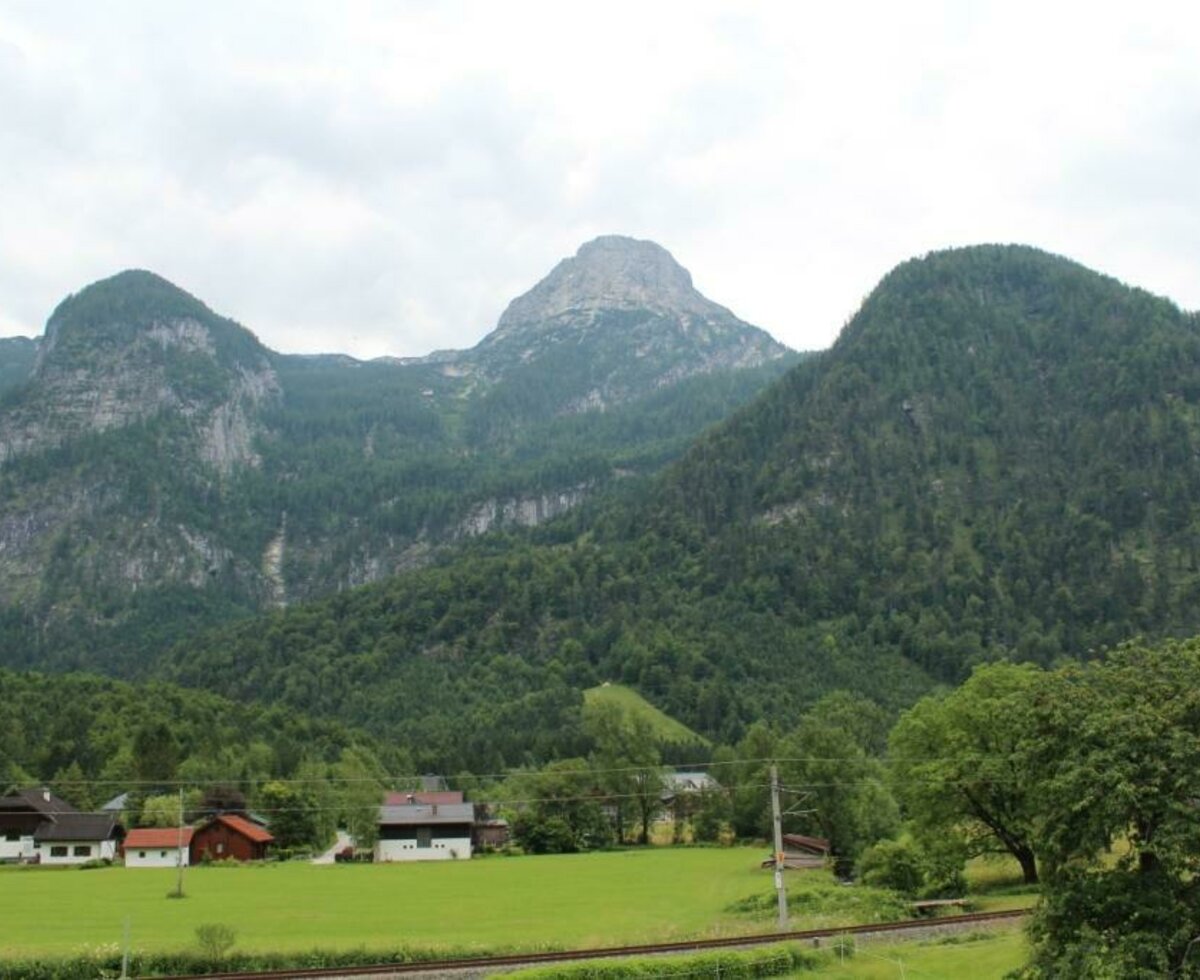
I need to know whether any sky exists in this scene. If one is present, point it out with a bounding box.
[1,1,1198,359]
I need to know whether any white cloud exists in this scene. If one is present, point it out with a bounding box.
[0,0,1198,358]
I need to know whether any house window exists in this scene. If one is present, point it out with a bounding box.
[73,845,91,857]
[50,845,68,857]
[4,831,19,841]
[417,827,432,848]
[160,851,168,858]
[138,851,147,858]
[216,842,225,854]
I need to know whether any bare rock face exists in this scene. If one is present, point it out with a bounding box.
[0,271,279,469]
[492,236,731,338]
[0,270,280,618]
[442,235,790,420]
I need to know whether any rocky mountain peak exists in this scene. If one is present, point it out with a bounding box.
[38,269,265,375]
[492,235,737,340]
[1,269,278,471]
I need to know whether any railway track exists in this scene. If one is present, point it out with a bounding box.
[170,909,1026,979]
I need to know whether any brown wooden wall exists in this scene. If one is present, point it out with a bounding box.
[190,822,269,862]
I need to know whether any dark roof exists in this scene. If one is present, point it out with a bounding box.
[379,802,475,826]
[0,787,77,817]
[34,812,121,842]
[101,792,130,812]
[782,833,830,855]
[384,790,465,806]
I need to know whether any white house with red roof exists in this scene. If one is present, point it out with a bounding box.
[123,827,194,868]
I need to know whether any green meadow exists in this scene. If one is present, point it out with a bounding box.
[582,683,709,746]
[812,926,1026,978]
[2,848,780,958]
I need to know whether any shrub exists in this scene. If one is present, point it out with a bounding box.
[507,943,823,978]
[195,923,237,958]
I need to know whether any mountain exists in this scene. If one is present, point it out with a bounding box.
[0,241,795,670]
[0,270,278,469]
[154,244,1200,771]
[416,236,788,439]
[0,337,38,400]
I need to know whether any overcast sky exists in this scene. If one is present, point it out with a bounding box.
[1,1,1197,359]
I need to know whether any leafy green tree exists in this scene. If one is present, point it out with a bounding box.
[691,787,731,843]
[132,720,180,784]
[583,700,665,843]
[779,715,898,872]
[258,780,321,850]
[333,747,387,855]
[857,834,966,898]
[140,793,181,828]
[1021,641,1200,977]
[503,759,611,853]
[889,662,1048,884]
[51,761,94,811]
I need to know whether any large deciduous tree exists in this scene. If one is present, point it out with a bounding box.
[888,662,1047,884]
[1021,641,1200,977]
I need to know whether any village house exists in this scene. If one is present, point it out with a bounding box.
[191,813,274,862]
[123,826,195,868]
[376,788,475,862]
[0,788,123,865]
[34,812,123,865]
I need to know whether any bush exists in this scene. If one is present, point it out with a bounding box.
[508,943,823,978]
[195,923,237,958]
[857,835,967,899]
[857,839,924,895]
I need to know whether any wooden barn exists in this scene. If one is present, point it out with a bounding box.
[191,813,273,862]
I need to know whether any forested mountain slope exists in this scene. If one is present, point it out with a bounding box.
[157,245,1200,771]
[0,668,397,800]
[651,244,1200,675]
[0,238,794,672]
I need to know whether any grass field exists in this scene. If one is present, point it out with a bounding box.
[0,847,1040,969]
[812,926,1026,978]
[1,848,784,959]
[583,683,708,745]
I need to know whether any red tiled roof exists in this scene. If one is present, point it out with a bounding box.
[125,827,194,849]
[214,813,274,843]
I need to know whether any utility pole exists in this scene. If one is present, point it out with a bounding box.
[120,916,130,979]
[175,787,185,898]
[770,764,788,931]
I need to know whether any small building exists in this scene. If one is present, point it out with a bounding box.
[34,812,123,865]
[124,827,194,868]
[473,817,510,850]
[191,813,274,862]
[376,801,475,862]
[761,833,831,871]
[663,772,719,798]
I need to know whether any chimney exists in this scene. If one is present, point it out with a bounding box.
[432,803,438,815]
[42,788,50,803]
[406,794,414,805]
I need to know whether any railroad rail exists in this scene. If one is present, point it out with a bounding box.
[170,909,1026,979]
